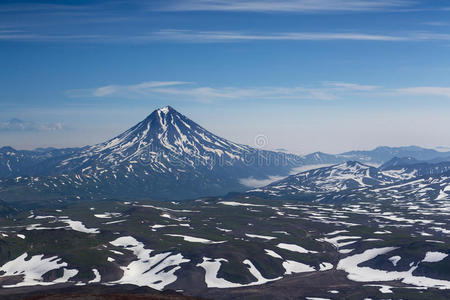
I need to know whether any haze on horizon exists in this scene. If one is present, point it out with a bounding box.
[1,0,450,154]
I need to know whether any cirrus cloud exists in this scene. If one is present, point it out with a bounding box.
[67,80,385,102]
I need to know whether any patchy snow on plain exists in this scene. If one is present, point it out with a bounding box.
[388,256,401,266]
[60,219,99,234]
[325,230,349,236]
[422,251,448,263]
[319,262,333,271]
[216,227,232,233]
[26,223,66,231]
[277,243,318,254]
[110,236,189,290]
[283,260,315,275]
[25,218,99,234]
[94,212,122,219]
[317,235,361,249]
[244,259,282,284]
[265,249,283,259]
[337,247,450,289]
[0,253,75,288]
[53,268,79,284]
[337,247,405,282]
[365,284,393,293]
[165,234,226,244]
[88,269,101,283]
[218,201,267,207]
[197,257,281,288]
[160,213,186,222]
[197,258,243,288]
[245,234,276,240]
[338,249,354,254]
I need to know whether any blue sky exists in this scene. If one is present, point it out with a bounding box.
[1,0,450,154]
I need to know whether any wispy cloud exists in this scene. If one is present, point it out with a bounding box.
[158,0,414,13]
[0,118,64,132]
[67,81,190,98]
[2,27,450,43]
[396,87,450,98]
[150,29,450,43]
[151,86,337,101]
[151,29,407,42]
[67,80,383,102]
[0,1,444,45]
[68,80,450,102]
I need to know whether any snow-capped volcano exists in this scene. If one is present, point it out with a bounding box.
[56,106,295,174]
[1,106,303,201]
[77,106,252,168]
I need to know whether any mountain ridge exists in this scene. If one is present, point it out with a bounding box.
[1,106,450,202]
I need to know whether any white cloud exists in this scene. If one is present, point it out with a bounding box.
[0,118,64,132]
[396,87,450,98]
[159,0,412,13]
[152,86,337,101]
[239,175,285,188]
[93,85,117,97]
[67,81,190,98]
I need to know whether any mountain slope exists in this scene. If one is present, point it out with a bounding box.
[0,147,80,178]
[381,157,450,180]
[248,161,397,198]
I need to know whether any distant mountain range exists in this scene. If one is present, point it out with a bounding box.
[300,145,450,167]
[1,106,450,204]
